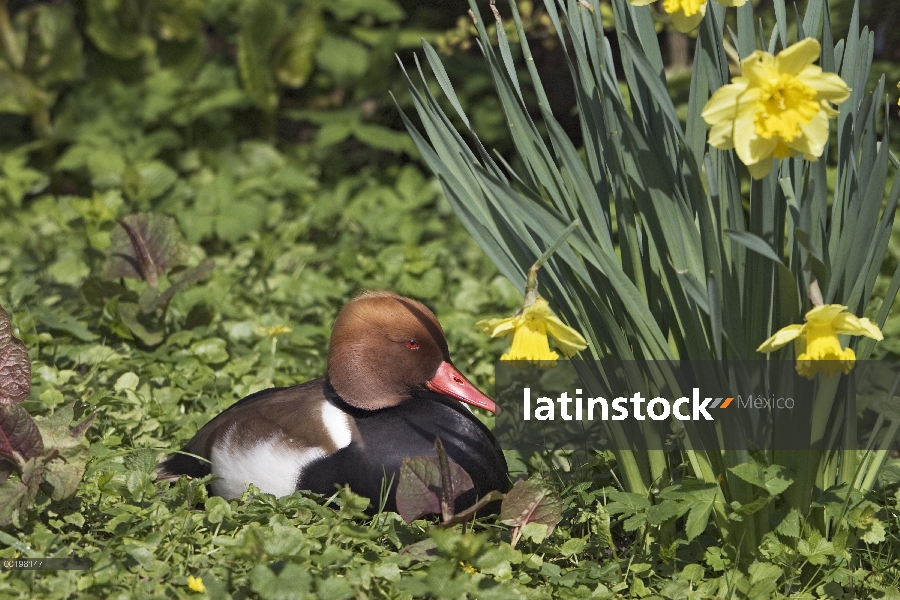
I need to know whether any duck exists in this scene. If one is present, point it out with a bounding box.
[156,291,509,513]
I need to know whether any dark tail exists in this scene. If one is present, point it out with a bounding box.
[155,451,211,481]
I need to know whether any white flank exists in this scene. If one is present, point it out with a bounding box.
[320,401,353,448]
[210,433,325,499]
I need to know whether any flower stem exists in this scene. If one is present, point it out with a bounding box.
[808,278,823,306]
[525,219,580,306]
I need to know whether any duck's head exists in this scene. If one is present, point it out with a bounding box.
[326,291,498,413]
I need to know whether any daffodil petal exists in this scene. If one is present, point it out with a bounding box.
[701,82,747,123]
[733,93,776,166]
[544,315,588,356]
[791,109,829,157]
[742,51,776,86]
[820,102,839,119]
[757,324,804,352]
[774,38,820,75]
[522,297,554,319]
[832,313,884,340]
[708,120,735,149]
[669,4,706,32]
[801,68,851,103]
[476,316,518,338]
[747,156,776,179]
[805,304,847,324]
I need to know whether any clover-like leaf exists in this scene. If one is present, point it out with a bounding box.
[103,213,190,286]
[0,306,31,405]
[499,478,563,547]
[395,441,474,524]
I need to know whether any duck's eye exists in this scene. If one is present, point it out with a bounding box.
[405,339,419,350]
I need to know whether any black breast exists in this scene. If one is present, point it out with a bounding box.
[299,385,509,514]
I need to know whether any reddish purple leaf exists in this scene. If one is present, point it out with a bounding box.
[396,455,473,524]
[102,213,189,284]
[0,306,31,406]
[499,478,563,545]
[0,404,44,466]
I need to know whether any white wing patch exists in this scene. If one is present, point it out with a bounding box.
[320,401,353,449]
[210,433,326,499]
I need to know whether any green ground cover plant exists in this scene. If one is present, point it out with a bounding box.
[0,0,899,598]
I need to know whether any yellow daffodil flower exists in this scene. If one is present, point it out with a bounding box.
[757,304,883,379]
[702,38,850,178]
[626,0,747,33]
[477,297,587,363]
[187,575,206,593]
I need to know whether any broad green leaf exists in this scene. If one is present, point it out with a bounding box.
[0,71,51,116]
[139,259,215,314]
[684,500,715,542]
[797,532,835,565]
[190,338,229,365]
[85,0,155,59]
[519,521,549,544]
[250,562,312,600]
[647,498,686,526]
[604,490,651,516]
[328,0,405,22]
[315,35,368,83]
[558,537,586,557]
[152,0,204,42]
[205,496,233,525]
[118,301,166,346]
[275,4,324,88]
[237,0,284,113]
[15,4,83,87]
[729,462,794,496]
